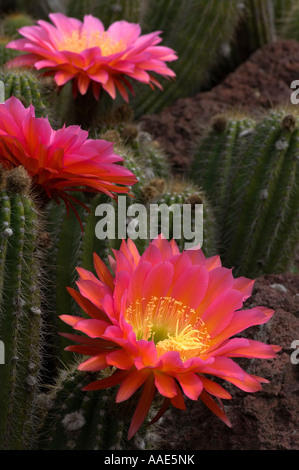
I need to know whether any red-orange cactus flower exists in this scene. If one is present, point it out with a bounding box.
[60,236,280,439]
[0,96,137,213]
[6,13,177,101]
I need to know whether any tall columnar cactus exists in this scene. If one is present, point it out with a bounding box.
[131,0,243,116]
[190,113,255,231]
[0,68,48,117]
[190,110,299,277]
[0,166,44,450]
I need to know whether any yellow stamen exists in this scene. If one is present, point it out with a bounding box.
[156,324,209,361]
[125,296,210,361]
[58,30,126,55]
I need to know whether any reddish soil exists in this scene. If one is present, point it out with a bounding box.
[158,273,299,450]
[140,40,299,173]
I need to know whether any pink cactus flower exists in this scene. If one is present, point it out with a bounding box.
[60,236,281,439]
[0,96,137,213]
[6,13,177,101]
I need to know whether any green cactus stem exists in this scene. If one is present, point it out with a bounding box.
[190,109,299,277]
[0,165,44,450]
[43,192,110,366]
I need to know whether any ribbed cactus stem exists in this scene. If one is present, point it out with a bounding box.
[44,192,110,364]
[191,109,299,276]
[240,121,299,274]
[224,111,285,271]
[191,115,255,242]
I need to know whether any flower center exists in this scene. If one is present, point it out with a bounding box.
[58,30,126,55]
[125,296,210,361]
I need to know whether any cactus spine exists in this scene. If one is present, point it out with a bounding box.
[0,166,44,450]
[191,110,299,277]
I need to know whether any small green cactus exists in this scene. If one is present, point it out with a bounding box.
[190,110,299,277]
[0,166,44,450]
